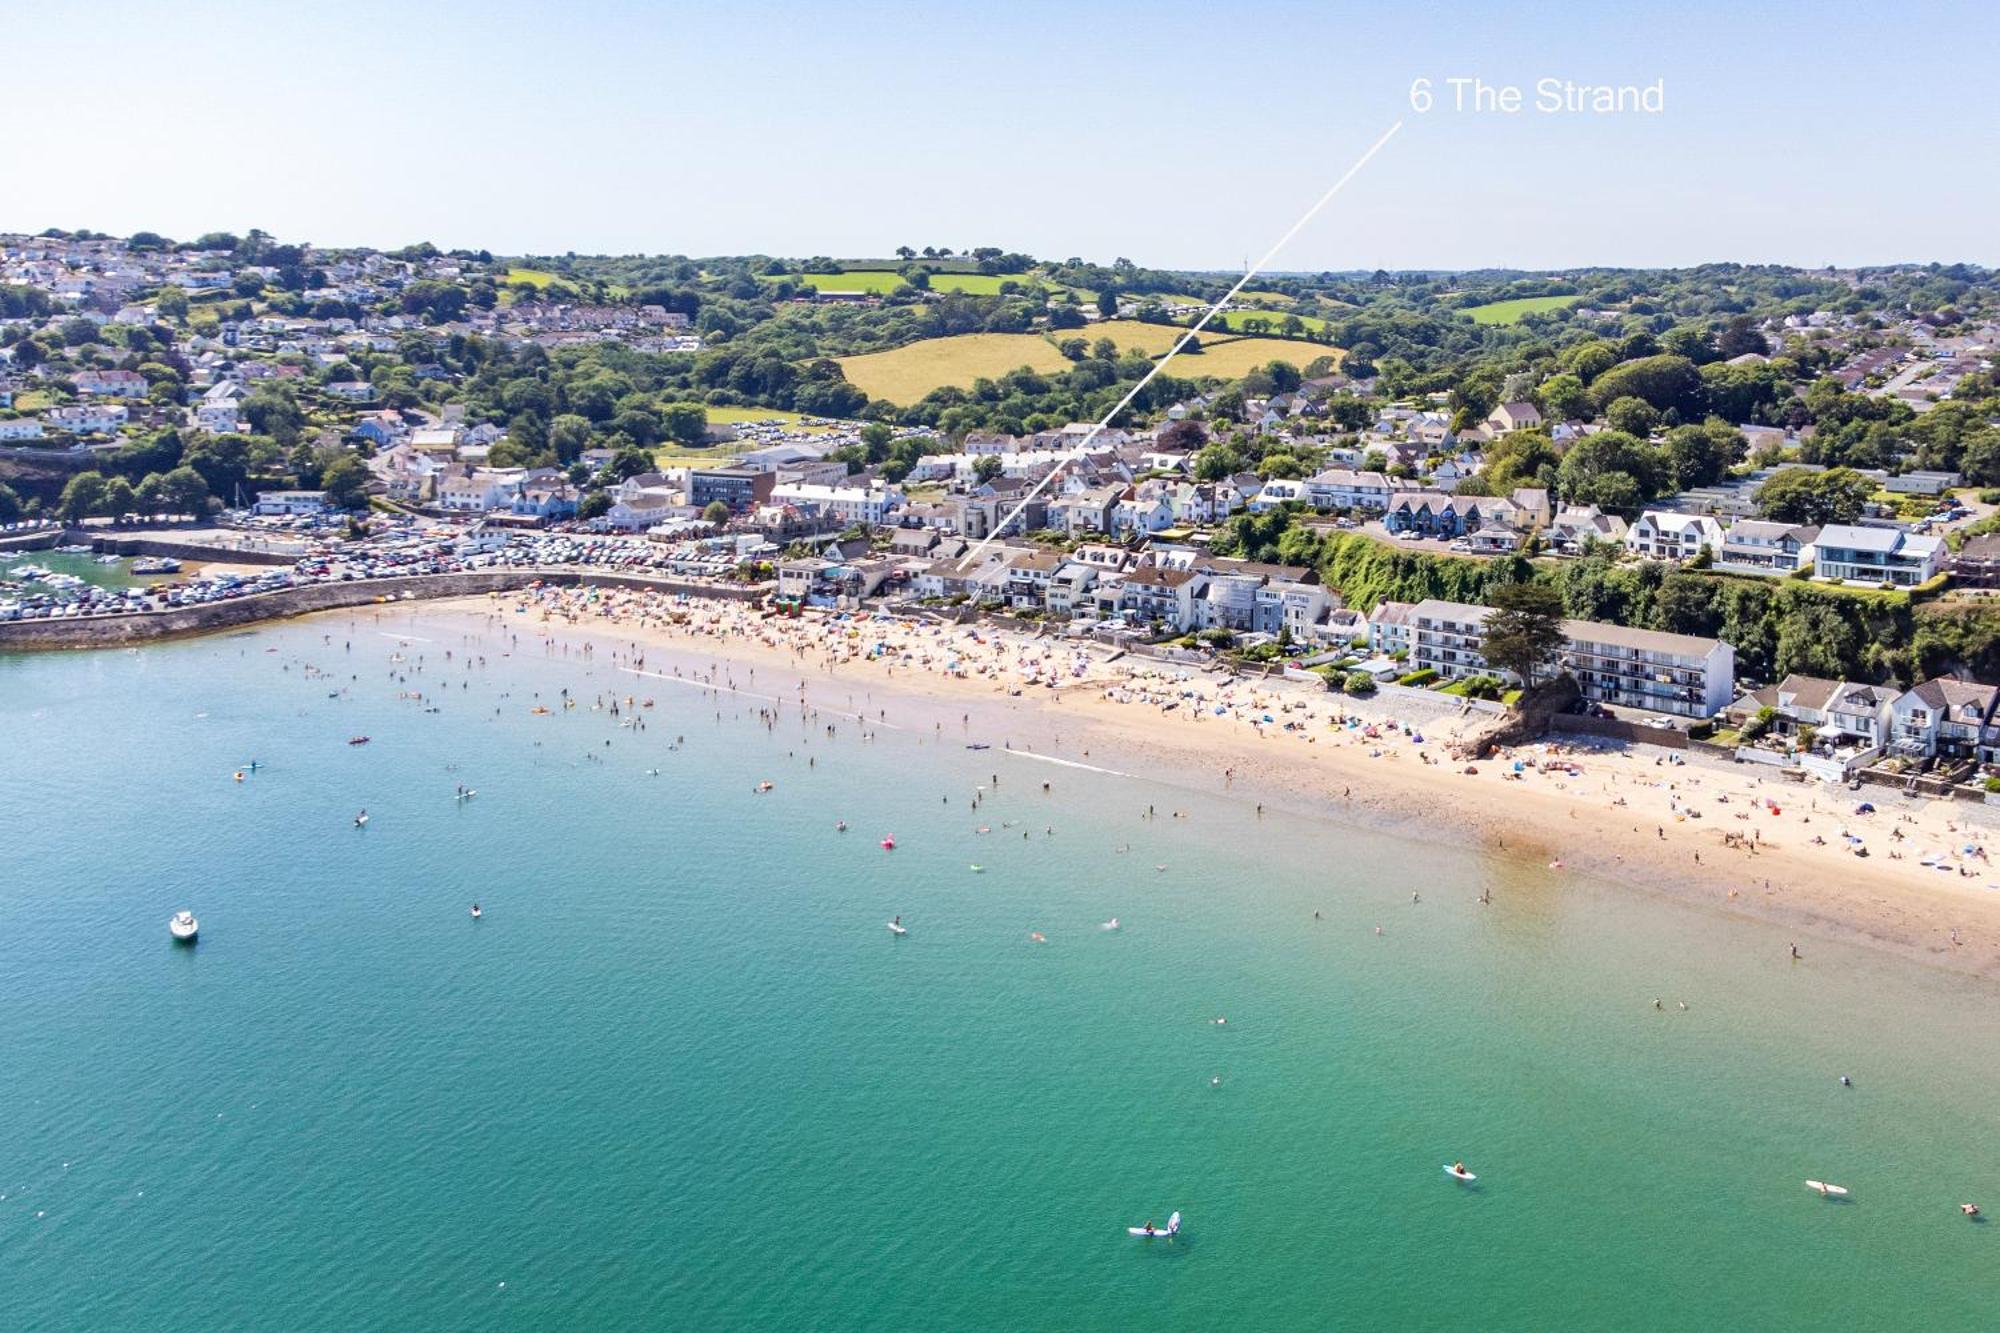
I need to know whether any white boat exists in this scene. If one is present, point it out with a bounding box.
[1127,1211,1180,1238]
[1806,1180,1849,1197]
[1444,1164,1477,1182]
[886,920,907,936]
[169,911,198,942]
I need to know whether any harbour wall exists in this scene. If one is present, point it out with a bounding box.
[0,570,768,653]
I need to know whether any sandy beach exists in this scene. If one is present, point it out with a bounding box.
[359,586,2000,981]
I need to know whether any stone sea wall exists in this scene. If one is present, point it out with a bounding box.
[0,570,768,653]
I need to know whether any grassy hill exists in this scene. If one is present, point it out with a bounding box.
[834,333,1072,402]
[1460,295,1581,325]
[778,270,1033,296]
[1161,337,1341,380]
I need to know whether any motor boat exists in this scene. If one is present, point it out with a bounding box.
[169,911,198,943]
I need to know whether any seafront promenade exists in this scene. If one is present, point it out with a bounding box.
[0,567,770,651]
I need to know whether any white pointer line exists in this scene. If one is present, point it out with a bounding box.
[957,118,1405,569]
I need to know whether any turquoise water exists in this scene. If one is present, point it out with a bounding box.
[3,615,1999,1330]
[0,550,169,596]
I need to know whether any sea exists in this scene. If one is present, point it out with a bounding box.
[3,610,1998,1331]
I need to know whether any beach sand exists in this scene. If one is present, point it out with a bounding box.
[367,589,2000,981]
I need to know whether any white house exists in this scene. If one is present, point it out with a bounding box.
[769,482,903,526]
[1626,511,1725,561]
[46,403,129,433]
[0,419,46,441]
[252,490,330,516]
[1305,468,1392,513]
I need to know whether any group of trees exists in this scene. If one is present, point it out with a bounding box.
[57,466,210,521]
[1213,507,1996,685]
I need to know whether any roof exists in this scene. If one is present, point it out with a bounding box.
[1774,674,1840,712]
[1561,619,1726,659]
[1905,677,2000,712]
[1816,524,1941,558]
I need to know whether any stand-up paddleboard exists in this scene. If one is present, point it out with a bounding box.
[886,921,907,936]
[1444,1165,1477,1182]
[1806,1180,1849,1197]
[1127,1211,1180,1238]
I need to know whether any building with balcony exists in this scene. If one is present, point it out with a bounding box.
[1812,524,1942,587]
[1408,599,1735,718]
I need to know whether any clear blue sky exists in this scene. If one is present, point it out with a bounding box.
[5,0,1994,269]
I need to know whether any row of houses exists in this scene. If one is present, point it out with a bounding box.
[1626,511,1946,586]
[1727,673,2000,773]
[912,543,1358,646]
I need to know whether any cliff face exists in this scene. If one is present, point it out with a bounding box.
[1450,674,1583,759]
[0,570,766,653]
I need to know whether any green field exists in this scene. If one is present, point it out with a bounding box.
[1460,295,1582,325]
[699,404,846,434]
[779,270,1033,296]
[1204,309,1336,336]
[1156,337,1341,380]
[503,267,560,288]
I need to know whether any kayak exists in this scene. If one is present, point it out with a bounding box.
[1443,1165,1477,1181]
[1806,1180,1849,1197]
[1127,1211,1181,1238]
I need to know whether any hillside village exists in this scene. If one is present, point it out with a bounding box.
[6,228,2000,777]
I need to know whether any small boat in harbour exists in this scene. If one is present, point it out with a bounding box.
[169,911,199,943]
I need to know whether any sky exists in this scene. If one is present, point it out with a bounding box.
[4,0,1995,271]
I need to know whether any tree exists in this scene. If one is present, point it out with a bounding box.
[1555,430,1668,509]
[895,246,915,261]
[158,466,211,515]
[1588,354,1704,417]
[242,387,304,445]
[1756,466,1872,525]
[1192,444,1240,481]
[99,476,137,518]
[155,286,190,322]
[1157,419,1207,452]
[182,433,253,498]
[578,490,612,521]
[661,402,708,446]
[60,470,108,522]
[1480,581,1567,688]
[702,499,731,526]
[1664,420,1743,490]
[134,472,166,516]
[1605,396,1660,437]
[1536,372,1590,422]
[320,454,369,510]
[0,480,19,523]
[548,413,594,464]
[972,455,1004,482]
